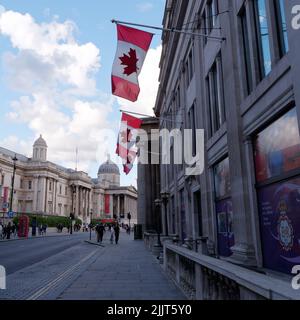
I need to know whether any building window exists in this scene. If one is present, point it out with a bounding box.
[58,204,62,215]
[254,108,300,183]
[180,189,187,240]
[28,181,32,190]
[240,7,253,95]
[193,190,202,237]
[65,187,68,196]
[207,0,218,31]
[185,47,194,87]
[254,107,300,274]
[49,182,52,191]
[171,195,176,234]
[59,185,62,195]
[20,179,23,189]
[213,157,234,257]
[254,0,272,77]
[207,55,226,136]
[188,103,197,157]
[275,0,289,57]
[48,201,53,214]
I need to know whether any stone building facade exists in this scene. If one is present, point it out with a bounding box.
[148,0,300,299]
[137,117,161,233]
[0,136,137,225]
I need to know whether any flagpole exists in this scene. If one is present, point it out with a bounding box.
[119,110,183,124]
[111,19,225,42]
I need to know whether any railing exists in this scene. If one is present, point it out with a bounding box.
[164,242,299,300]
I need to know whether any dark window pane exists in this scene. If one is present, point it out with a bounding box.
[255,0,272,76]
[216,199,235,257]
[241,8,253,94]
[276,0,289,56]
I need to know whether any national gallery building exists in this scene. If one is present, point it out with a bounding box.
[0,135,137,224]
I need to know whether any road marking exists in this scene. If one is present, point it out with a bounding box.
[26,249,98,300]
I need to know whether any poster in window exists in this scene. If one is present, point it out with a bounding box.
[216,199,235,257]
[254,108,300,183]
[258,176,300,274]
[214,157,231,199]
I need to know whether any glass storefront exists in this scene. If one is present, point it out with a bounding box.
[254,107,300,274]
[214,157,235,257]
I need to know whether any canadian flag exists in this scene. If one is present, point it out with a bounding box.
[116,112,142,175]
[112,24,153,102]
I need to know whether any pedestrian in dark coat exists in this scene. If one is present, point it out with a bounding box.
[95,223,105,243]
[114,224,120,244]
[6,222,12,240]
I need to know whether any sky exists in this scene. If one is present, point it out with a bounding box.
[0,0,165,187]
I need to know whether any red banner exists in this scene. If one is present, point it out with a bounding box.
[104,194,110,215]
[3,187,9,212]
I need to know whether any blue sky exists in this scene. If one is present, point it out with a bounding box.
[0,1,164,186]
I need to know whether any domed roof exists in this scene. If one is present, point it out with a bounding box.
[98,155,120,175]
[33,135,47,147]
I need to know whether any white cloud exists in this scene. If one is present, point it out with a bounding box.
[137,2,154,13]
[0,9,162,181]
[117,45,162,117]
[0,9,112,175]
[0,10,100,94]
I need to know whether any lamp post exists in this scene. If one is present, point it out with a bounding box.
[9,154,18,215]
[160,192,170,237]
[89,209,93,241]
[70,184,76,234]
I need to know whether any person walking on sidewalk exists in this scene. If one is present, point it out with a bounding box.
[95,223,105,243]
[5,222,12,240]
[0,223,3,240]
[110,225,115,244]
[114,224,120,245]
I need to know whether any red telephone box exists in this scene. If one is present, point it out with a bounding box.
[18,215,29,238]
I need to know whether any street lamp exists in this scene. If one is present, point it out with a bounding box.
[70,184,76,234]
[89,209,93,241]
[160,192,170,237]
[9,154,18,214]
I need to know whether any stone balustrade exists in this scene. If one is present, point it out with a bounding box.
[163,242,299,300]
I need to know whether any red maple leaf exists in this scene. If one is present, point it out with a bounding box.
[119,48,139,76]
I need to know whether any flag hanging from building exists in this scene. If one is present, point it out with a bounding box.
[116,112,142,175]
[111,24,154,102]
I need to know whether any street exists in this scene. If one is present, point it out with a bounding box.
[0,231,185,300]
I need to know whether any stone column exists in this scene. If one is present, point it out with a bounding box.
[75,185,79,217]
[43,177,48,214]
[33,176,39,213]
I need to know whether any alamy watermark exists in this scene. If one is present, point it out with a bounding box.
[291,265,300,290]
[292,5,300,30]
[0,265,6,290]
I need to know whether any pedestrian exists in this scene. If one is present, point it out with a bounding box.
[114,224,120,245]
[6,222,11,240]
[110,225,115,244]
[43,224,48,235]
[95,223,105,243]
[38,224,43,236]
[0,223,3,240]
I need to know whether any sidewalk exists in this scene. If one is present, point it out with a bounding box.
[0,227,80,242]
[58,231,186,300]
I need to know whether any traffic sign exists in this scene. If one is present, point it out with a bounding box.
[8,211,15,218]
